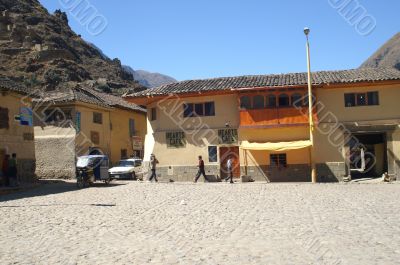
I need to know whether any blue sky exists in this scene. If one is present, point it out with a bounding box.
[39,0,399,81]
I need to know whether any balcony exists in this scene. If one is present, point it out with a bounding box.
[239,107,318,128]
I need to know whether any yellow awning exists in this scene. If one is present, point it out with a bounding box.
[240,140,312,151]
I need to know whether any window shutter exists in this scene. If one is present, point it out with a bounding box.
[0,107,9,129]
[129,119,135,136]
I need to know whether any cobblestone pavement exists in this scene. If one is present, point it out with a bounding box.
[1,181,400,265]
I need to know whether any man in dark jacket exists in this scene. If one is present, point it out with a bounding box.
[194,156,208,183]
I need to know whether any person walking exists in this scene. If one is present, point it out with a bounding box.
[9,153,17,187]
[1,154,10,187]
[225,156,234,184]
[194,155,208,183]
[149,154,159,182]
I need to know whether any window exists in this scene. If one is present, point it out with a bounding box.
[184,102,215,117]
[183,103,194,117]
[266,94,276,108]
[76,111,81,133]
[150,107,157,121]
[0,107,9,129]
[344,93,356,107]
[240,96,251,109]
[253,95,264,109]
[278,94,290,107]
[93,112,103,124]
[291,93,303,107]
[344,92,379,107]
[90,131,100,145]
[195,103,204,116]
[356,93,366,106]
[204,102,215,116]
[270,154,287,168]
[121,149,128,159]
[208,146,218,163]
[129,119,136,136]
[367,92,379,105]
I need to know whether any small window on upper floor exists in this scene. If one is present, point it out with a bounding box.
[367,92,379,105]
[266,94,277,108]
[184,102,215,117]
[240,96,251,110]
[345,93,356,107]
[183,103,194,117]
[129,119,136,137]
[253,95,265,109]
[150,107,157,121]
[204,102,215,116]
[0,107,9,129]
[291,93,303,107]
[93,112,103,124]
[278,94,290,107]
[356,93,367,106]
[345,92,379,107]
[195,103,204,116]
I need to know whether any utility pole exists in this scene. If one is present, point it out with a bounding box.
[304,27,317,183]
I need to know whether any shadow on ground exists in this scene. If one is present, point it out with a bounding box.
[0,180,127,202]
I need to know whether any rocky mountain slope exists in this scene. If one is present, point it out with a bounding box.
[0,0,144,93]
[86,42,177,88]
[122,66,177,88]
[360,32,400,70]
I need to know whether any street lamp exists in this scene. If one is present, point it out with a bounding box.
[304,27,317,183]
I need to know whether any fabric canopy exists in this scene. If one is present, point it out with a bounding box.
[240,140,312,151]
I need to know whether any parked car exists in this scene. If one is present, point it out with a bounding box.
[109,158,143,180]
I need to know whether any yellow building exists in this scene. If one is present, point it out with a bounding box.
[34,85,146,179]
[0,76,36,182]
[125,68,400,182]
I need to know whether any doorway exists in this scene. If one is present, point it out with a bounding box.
[349,133,387,179]
[219,146,240,179]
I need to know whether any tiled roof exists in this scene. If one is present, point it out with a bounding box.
[126,68,400,97]
[35,85,146,113]
[0,75,31,95]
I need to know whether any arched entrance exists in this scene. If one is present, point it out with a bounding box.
[89,147,104,156]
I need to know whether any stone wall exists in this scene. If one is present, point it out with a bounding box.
[17,159,36,182]
[241,164,311,182]
[34,126,76,179]
[35,49,76,62]
[148,165,220,182]
[317,162,346,182]
[149,163,346,183]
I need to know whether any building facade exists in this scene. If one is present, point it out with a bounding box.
[0,77,36,182]
[34,86,146,179]
[125,68,400,182]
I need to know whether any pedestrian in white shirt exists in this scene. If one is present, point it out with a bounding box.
[225,155,234,184]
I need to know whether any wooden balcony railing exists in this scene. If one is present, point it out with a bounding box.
[239,107,318,127]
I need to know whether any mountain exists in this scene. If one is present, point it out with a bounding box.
[0,0,145,93]
[360,32,400,70]
[85,43,177,88]
[122,66,177,88]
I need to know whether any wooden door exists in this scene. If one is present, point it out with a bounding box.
[219,146,240,179]
[0,149,5,171]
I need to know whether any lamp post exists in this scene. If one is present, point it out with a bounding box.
[304,27,317,183]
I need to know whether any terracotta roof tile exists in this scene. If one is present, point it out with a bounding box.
[126,68,400,98]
